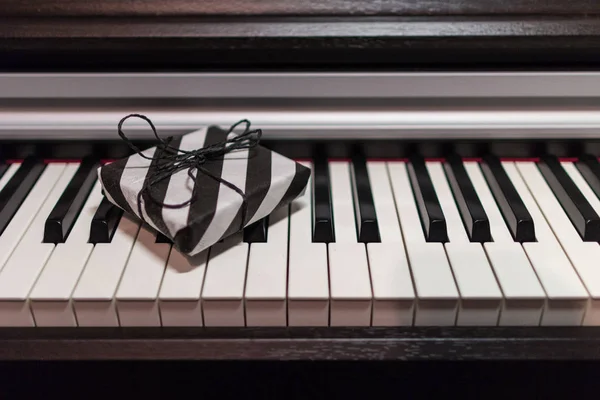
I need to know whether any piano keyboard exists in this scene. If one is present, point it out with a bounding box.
[2,154,600,328]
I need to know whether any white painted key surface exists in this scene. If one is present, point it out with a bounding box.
[427,161,502,326]
[115,224,171,326]
[329,243,372,326]
[0,163,20,187]
[464,161,545,326]
[29,180,104,326]
[366,162,414,326]
[328,161,372,326]
[387,161,458,326]
[519,161,600,325]
[287,162,329,327]
[563,162,600,324]
[0,163,65,278]
[72,215,140,327]
[245,205,289,327]
[288,161,313,245]
[329,161,359,244]
[506,162,588,326]
[0,163,76,327]
[201,234,249,327]
[159,249,209,327]
[0,162,22,264]
[366,162,403,242]
[0,162,20,198]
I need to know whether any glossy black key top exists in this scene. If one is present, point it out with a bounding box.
[350,155,380,243]
[480,155,535,242]
[156,232,173,244]
[575,154,600,202]
[0,161,10,183]
[407,155,448,242]
[243,217,269,243]
[0,157,45,236]
[44,157,100,243]
[90,197,123,244]
[538,155,600,242]
[443,154,491,242]
[312,153,335,243]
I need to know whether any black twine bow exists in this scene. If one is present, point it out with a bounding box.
[117,113,262,234]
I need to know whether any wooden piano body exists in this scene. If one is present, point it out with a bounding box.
[1,0,600,396]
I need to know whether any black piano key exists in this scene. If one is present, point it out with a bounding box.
[0,157,46,236]
[443,154,491,242]
[350,155,380,243]
[538,155,600,242]
[44,157,100,243]
[407,155,448,242]
[312,154,335,243]
[575,154,600,202]
[243,217,269,243]
[480,155,535,242]
[156,232,173,244]
[0,162,9,183]
[89,197,123,244]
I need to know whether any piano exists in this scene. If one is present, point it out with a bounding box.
[1,0,600,396]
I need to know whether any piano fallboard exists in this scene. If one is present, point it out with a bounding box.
[1,1,600,71]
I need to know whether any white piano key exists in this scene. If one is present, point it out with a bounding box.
[288,161,313,244]
[484,243,545,325]
[0,162,23,266]
[328,243,372,326]
[387,161,458,326]
[0,162,20,194]
[287,162,329,326]
[427,161,502,326]
[29,180,104,327]
[366,162,403,242]
[0,163,65,276]
[329,161,359,243]
[115,225,172,326]
[366,162,414,326]
[288,243,329,326]
[158,249,208,327]
[245,206,289,327]
[366,245,415,326]
[0,162,76,327]
[201,234,249,327]
[29,245,92,326]
[563,162,600,324]
[464,161,545,326]
[506,162,588,326]
[520,161,600,325]
[444,244,502,325]
[72,215,140,327]
[328,161,372,326]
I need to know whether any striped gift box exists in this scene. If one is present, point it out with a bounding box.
[97,124,310,256]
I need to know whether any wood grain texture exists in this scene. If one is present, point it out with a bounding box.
[0,0,598,17]
[0,327,598,360]
[2,16,600,71]
[3,17,600,40]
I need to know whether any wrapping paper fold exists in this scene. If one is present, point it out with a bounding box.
[98,125,311,256]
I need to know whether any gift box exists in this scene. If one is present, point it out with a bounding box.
[98,115,311,256]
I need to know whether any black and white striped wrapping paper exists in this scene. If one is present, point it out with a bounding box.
[97,125,311,256]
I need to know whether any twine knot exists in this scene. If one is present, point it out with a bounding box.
[117,113,262,233]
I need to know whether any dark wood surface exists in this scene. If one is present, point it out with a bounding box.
[0,0,599,17]
[0,327,599,360]
[1,7,600,70]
